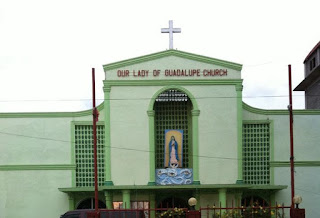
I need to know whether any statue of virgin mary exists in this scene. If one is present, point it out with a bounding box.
[168,136,179,168]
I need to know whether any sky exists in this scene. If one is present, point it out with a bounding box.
[0,0,319,112]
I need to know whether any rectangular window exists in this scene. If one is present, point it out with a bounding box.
[131,201,149,209]
[310,57,316,71]
[113,201,149,209]
[113,202,123,209]
[75,124,105,187]
[243,123,270,185]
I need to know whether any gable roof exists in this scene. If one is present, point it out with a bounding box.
[103,50,242,71]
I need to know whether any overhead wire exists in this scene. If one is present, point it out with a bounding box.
[295,187,320,196]
[0,131,239,161]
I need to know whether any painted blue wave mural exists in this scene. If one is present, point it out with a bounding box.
[156,168,193,185]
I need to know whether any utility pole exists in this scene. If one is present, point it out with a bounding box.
[92,68,99,217]
[288,65,295,209]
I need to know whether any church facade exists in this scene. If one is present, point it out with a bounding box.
[1,50,320,218]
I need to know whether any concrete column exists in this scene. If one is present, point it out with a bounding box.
[235,192,242,207]
[271,192,276,207]
[104,191,113,209]
[147,110,156,185]
[149,193,156,218]
[236,84,243,184]
[103,85,113,185]
[68,193,75,210]
[218,189,227,208]
[122,190,131,209]
[191,109,200,184]
[193,190,201,210]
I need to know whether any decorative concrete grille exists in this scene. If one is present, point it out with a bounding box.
[243,123,270,184]
[75,125,105,187]
[154,90,191,168]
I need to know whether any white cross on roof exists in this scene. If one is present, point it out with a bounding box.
[161,20,181,49]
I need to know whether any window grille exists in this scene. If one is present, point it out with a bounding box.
[154,90,191,168]
[243,123,270,185]
[75,125,105,187]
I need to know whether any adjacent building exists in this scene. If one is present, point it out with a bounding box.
[295,41,320,109]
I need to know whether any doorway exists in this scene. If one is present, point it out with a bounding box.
[77,198,106,209]
[158,196,188,208]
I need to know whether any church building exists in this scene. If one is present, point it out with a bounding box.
[1,33,320,217]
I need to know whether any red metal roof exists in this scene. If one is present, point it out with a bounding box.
[304,41,320,63]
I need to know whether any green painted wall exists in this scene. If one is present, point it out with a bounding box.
[0,114,95,165]
[105,52,242,186]
[0,171,71,218]
[192,85,238,184]
[103,50,242,81]
[242,105,320,162]
[107,84,239,185]
[0,111,98,218]
[243,104,320,216]
[109,86,155,185]
[274,167,320,217]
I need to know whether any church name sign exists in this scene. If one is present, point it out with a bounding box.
[117,69,228,78]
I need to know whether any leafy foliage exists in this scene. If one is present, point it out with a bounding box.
[156,208,186,217]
